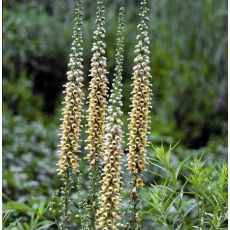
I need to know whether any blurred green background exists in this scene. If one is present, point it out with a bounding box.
[3,0,227,228]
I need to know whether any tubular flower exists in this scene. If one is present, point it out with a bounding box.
[57,0,84,175]
[96,7,125,229]
[127,0,152,186]
[85,0,108,168]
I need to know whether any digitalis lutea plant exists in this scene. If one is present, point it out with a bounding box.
[127,0,152,228]
[96,7,125,230]
[85,0,108,228]
[53,0,84,229]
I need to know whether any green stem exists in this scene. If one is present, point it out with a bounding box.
[130,186,140,230]
[63,169,71,230]
[89,164,100,230]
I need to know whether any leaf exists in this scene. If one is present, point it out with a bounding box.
[35,221,54,230]
[3,210,14,227]
[3,201,34,213]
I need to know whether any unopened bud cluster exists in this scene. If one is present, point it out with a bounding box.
[128,0,152,186]
[57,0,84,175]
[96,8,125,229]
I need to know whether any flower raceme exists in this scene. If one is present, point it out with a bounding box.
[96,7,125,230]
[128,0,152,187]
[127,1,152,228]
[85,0,108,168]
[84,0,108,228]
[57,0,84,175]
[53,1,85,229]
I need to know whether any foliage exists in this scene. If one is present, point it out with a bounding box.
[3,115,227,228]
[3,202,53,230]
[3,71,43,122]
[3,1,72,114]
[2,113,58,201]
[2,113,228,229]
[2,113,59,229]
[141,145,228,229]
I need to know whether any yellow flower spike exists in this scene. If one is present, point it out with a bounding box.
[96,7,125,230]
[127,0,152,228]
[128,0,152,186]
[53,1,85,229]
[57,0,84,176]
[85,0,110,228]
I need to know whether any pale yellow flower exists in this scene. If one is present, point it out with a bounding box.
[96,7,125,229]
[57,0,84,175]
[128,0,152,186]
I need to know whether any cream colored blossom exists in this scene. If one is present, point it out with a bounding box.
[96,7,125,229]
[57,0,84,175]
[128,0,152,186]
[85,0,108,228]
[85,0,108,167]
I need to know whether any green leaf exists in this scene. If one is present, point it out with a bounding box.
[3,210,14,227]
[35,221,54,230]
[3,201,34,213]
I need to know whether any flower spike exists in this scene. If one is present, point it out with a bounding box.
[57,0,84,176]
[96,7,125,229]
[85,0,108,168]
[54,1,85,229]
[127,0,152,228]
[128,0,152,188]
[85,0,108,228]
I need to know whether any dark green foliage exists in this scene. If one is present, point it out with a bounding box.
[3,71,43,121]
[3,1,72,114]
[2,114,58,228]
[3,114,58,200]
[148,0,227,147]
